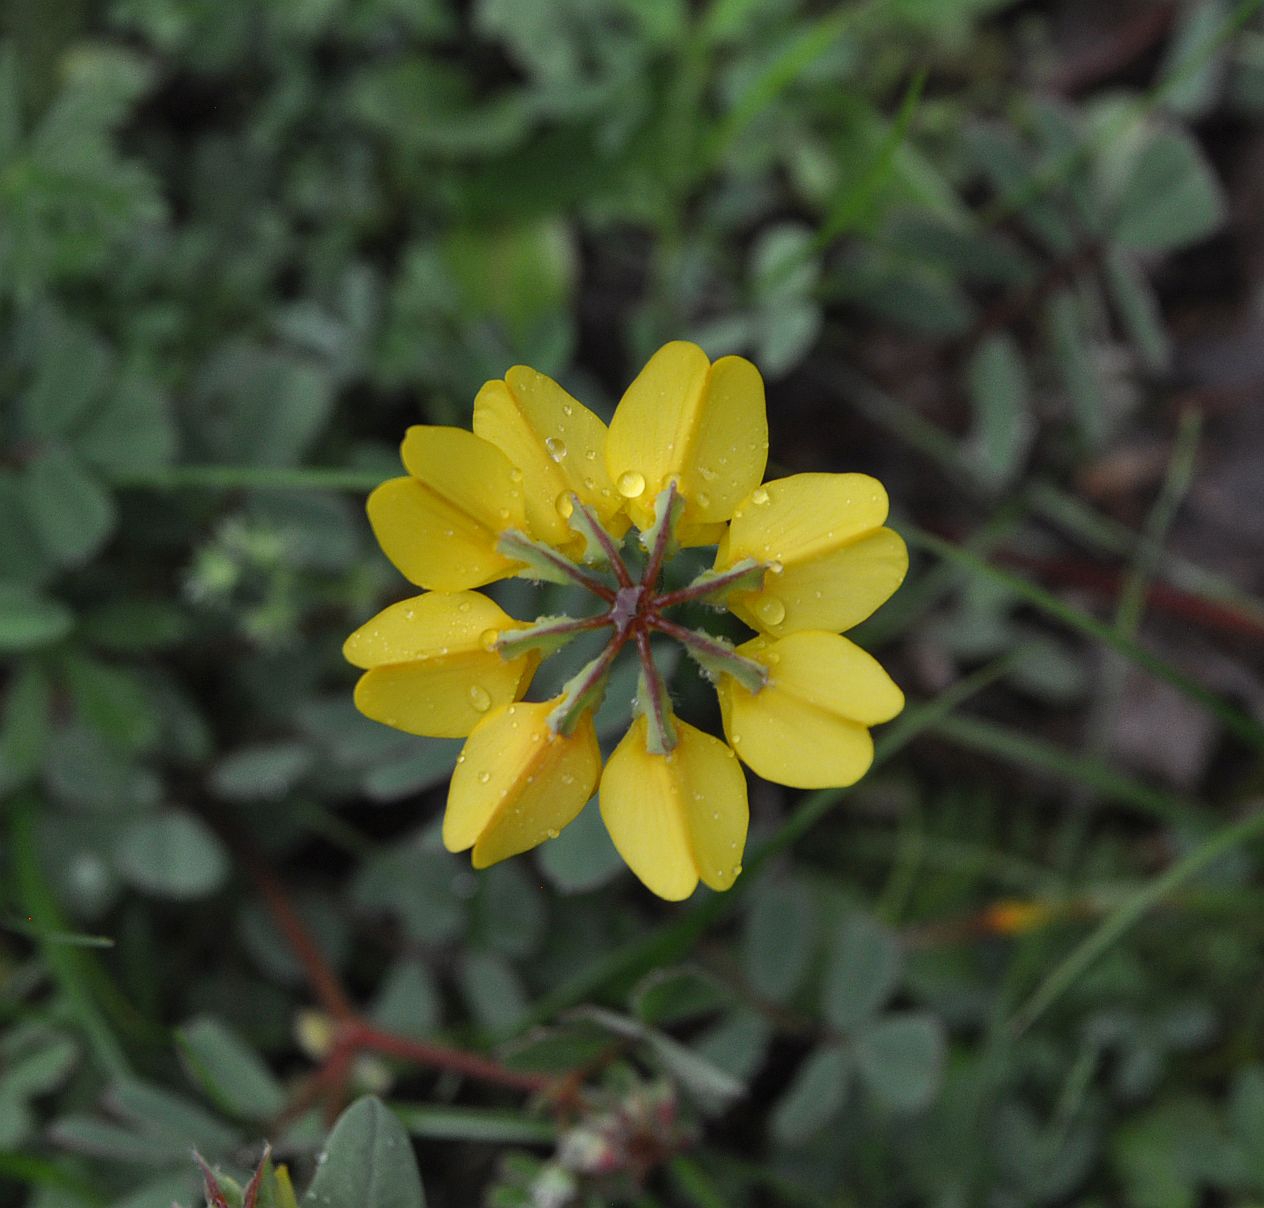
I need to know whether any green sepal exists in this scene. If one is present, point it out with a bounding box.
[639,484,685,557]
[548,649,617,737]
[679,558,767,605]
[678,629,768,694]
[634,667,677,755]
[497,529,588,586]
[495,615,591,661]
[565,496,616,566]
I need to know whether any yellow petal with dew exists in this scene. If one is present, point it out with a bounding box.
[717,473,907,635]
[473,367,626,551]
[606,341,768,537]
[366,427,525,590]
[716,631,903,788]
[444,701,601,867]
[599,715,749,901]
[345,592,536,738]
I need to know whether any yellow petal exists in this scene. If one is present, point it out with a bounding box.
[599,715,748,901]
[606,342,768,536]
[345,592,535,738]
[716,632,904,789]
[473,367,626,552]
[366,427,526,591]
[717,473,908,635]
[444,701,601,868]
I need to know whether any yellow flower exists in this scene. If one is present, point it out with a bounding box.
[349,342,906,900]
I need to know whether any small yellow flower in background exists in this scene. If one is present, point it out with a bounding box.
[345,340,908,900]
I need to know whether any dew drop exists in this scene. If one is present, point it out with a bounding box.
[562,403,574,416]
[510,467,524,483]
[478,770,491,783]
[583,475,597,491]
[546,827,559,839]
[468,684,491,712]
[404,608,415,620]
[768,559,784,575]
[699,465,717,482]
[456,753,466,765]
[480,628,499,651]
[498,507,510,521]
[755,596,786,626]
[711,810,720,821]
[507,704,517,715]
[545,435,568,462]
[584,448,597,461]
[731,733,742,745]
[751,486,770,505]
[458,599,471,613]
[697,491,711,509]
[555,491,575,519]
[617,470,646,498]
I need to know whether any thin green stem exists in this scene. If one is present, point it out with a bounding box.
[905,525,1264,753]
[1011,805,1264,1036]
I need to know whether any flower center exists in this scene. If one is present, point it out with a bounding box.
[611,584,646,634]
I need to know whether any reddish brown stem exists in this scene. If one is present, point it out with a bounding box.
[345,1020,553,1094]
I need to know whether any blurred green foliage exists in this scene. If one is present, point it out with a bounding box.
[2,0,1264,1205]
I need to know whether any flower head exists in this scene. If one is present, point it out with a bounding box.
[347,342,907,900]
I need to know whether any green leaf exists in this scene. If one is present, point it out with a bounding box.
[211,742,314,802]
[0,583,72,653]
[1045,288,1108,451]
[113,811,230,900]
[743,879,815,1002]
[177,1015,286,1121]
[458,953,527,1035]
[393,1103,555,1145]
[1229,1065,1264,1183]
[770,1044,852,1145]
[304,1096,425,1208]
[965,333,1033,489]
[17,308,113,442]
[821,912,902,1031]
[476,862,546,960]
[631,966,728,1027]
[0,660,52,793]
[0,472,53,583]
[42,722,161,813]
[76,372,176,474]
[1103,246,1171,373]
[19,445,117,567]
[1112,128,1226,253]
[370,961,442,1041]
[62,654,161,753]
[536,797,623,893]
[853,1011,945,1111]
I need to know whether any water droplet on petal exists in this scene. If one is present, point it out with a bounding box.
[456,753,466,765]
[510,467,524,483]
[562,403,574,417]
[697,491,711,509]
[768,560,784,575]
[404,608,415,620]
[545,436,568,462]
[458,599,471,613]
[555,491,574,518]
[584,448,597,461]
[617,470,646,498]
[731,733,742,745]
[468,684,491,712]
[546,827,559,839]
[699,465,717,482]
[756,596,786,626]
[478,770,491,784]
[751,486,770,505]
[480,628,499,651]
